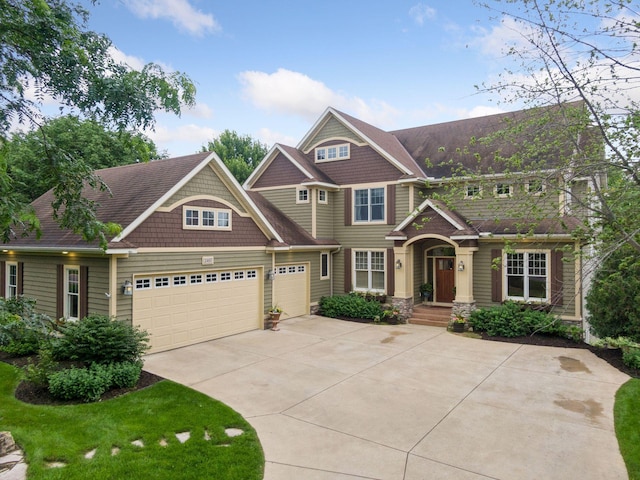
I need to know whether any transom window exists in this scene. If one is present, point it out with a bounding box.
[183,206,232,230]
[506,251,548,301]
[354,187,385,222]
[315,143,350,162]
[6,262,17,299]
[354,250,385,292]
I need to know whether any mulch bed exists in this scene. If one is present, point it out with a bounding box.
[0,351,164,406]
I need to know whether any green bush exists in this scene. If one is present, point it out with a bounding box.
[586,247,640,343]
[23,346,58,387]
[53,314,149,364]
[469,301,579,340]
[0,297,53,356]
[319,293,383,320]
[623,348,640,370]
[107,361,142,389]
[48,364,112,402]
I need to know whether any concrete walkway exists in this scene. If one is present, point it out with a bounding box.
[144,315,630,480]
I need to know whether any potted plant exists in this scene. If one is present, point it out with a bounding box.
[451,314,466,333]
[269,305,283,331]
[419,283,433,301]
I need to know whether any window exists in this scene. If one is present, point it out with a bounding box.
[234,271,245,280]
[190,274,202,284]
[315,143,350,162]
[297,188,309,204]
[220,272,232,282]
[135,278,151,290]
[247,270,257,279]
[6,262,17,299]
[526,180,545,195]
[318,189,328,204]
[173,275,187,286]
[506,251,548,301]
[65,267,80,320]
[495,183,512,197]
[354,188,385,222]
[206,273,218,283]
[183,206,232,230]
[465,185,482,199]
[320,253,330,280]
[354,251,385,292]
[155,277,169,288]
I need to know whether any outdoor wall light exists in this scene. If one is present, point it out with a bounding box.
[458,260,465,271]
[395,259,402,269]
[267,269,275,281]
[122,280,133,296]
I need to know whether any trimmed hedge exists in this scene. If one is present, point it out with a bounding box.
[319,293,383,320]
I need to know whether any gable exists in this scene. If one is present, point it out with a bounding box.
[313,144,405,185]
[301,116,365,152]
[252,151,309,188]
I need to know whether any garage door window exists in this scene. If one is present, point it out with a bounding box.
[155,277,169,288]
[220,272,232,281]
[173,275,187,286]
[136,278,151,290]
[190,274,202,284]
[206,273,218,283]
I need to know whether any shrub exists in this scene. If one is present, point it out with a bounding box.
[622,348,640,370]
[23,346,58,387]
[586,247,640,343]
[107,361,142,389]
[53,314,149,364]
[319,293,383,320]
[48,364,112,402]
[0,297,54,356]
[469,301,578,340]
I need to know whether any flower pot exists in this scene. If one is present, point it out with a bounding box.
[452,322,465,333]
[269,312,281,331]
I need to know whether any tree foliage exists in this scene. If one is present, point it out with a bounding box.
[0,0,196,248]
[202,130,268,184]
[5,115,163,203]
[470,0,640,256]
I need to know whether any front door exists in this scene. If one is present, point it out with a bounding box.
[435,257,455,303]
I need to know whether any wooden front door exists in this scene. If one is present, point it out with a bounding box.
[435,257,455,303]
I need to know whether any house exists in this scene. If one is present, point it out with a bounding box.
[1,103,600,352]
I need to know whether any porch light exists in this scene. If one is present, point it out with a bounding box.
[395,259,402,270]
[267,269,275,281]
[458,260,465,271]
[122,280,133,296]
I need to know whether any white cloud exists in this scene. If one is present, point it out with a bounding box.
[185,102,213,119]
[471,16,531,58]
[145,123,217,149]
[464,105,506,118]
[124,0,220,37]
[108,47,146,70]
[409,3,436,26]
[238,68,400,128]
[256,127,297,147]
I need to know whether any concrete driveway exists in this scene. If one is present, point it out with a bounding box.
[143,315,629,480]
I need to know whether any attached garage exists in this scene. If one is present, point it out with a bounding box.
[133,267,263,353]
[273,263,309,319]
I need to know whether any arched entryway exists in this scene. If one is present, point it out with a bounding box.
[424,245,456,305]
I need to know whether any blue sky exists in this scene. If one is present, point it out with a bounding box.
[78,1,518,157]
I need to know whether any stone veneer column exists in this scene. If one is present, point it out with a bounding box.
[452,246,478,321]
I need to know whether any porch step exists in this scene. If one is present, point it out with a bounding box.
[408,305,452,328]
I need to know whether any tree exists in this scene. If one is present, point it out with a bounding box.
[0,0,196,248]
[5,116,164,203]
[471,0,640,257]
[201,130,268,184]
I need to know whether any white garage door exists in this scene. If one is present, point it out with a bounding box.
[273,264,309,319]
[133,268,262,353]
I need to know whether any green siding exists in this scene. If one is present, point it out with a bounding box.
[473,242,577,317]
[395,185,412,223]
[163,165,245,211]
[261,188,313,232]
[333,189,395,249]
[0,254,109,320]
[316,190,334,239]
[303,117,364,150]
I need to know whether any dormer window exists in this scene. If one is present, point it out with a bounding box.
[495,183,512,198]
[315,143,350,163]
[297,187,309,204]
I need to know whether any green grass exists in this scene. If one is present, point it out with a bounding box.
[615,378,640,480]
[0,362,264,479]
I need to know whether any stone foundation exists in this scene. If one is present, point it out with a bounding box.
[391,297,413,324]
[451,301,477,321]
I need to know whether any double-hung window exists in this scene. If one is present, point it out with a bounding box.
[506,251,548,301]
[354,251,385,292]
[354,187,385,222]
[65,267,80,320]
[6,262,17,299]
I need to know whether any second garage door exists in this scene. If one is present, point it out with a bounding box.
[133,268,262,353]
[273,263,309,319]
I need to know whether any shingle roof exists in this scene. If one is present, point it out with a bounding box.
[8,152,213,249]
[277,144,336,185]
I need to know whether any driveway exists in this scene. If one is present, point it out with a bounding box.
[143,315,629,480]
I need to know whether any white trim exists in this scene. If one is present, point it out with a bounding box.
[64,265,80,321]
[317,189,328,204]
[5,261,17,299]
[296,186,310,204]
[503,249,551,303]
[394,198,466,232]
[464,184,483,199]
[494,182,513,198]
[320,252,330,280]
[352,249,386,293]
[353,186,386,224]
[315,143,350,163]
[182,205,232,231]
[244,144,315,188]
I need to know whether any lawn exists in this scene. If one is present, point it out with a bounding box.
[615,378,640,480]
[0,362,264,480]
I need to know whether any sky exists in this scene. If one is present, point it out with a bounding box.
[66,1,526,157]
